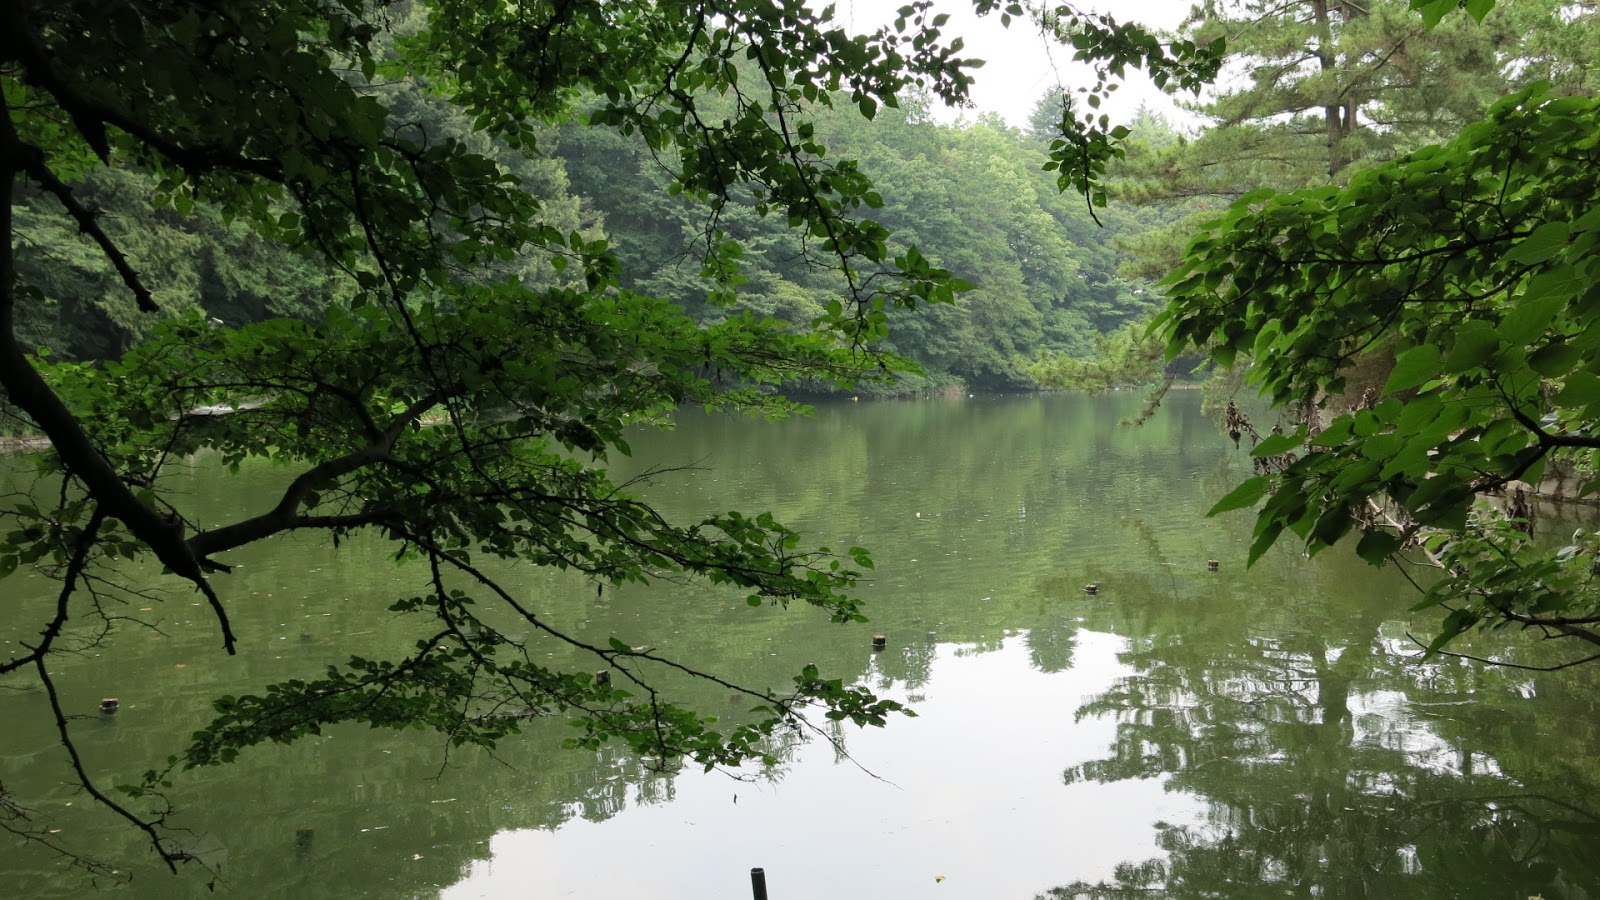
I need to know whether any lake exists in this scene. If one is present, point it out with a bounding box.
[4,392,1599,899]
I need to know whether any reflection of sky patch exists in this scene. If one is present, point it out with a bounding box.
[1352,689,1505,778]
[441,632,1209,900]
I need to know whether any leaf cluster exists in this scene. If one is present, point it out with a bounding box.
[1159,81,1600,659]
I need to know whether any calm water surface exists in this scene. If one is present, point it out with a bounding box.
[3,393,1598,899]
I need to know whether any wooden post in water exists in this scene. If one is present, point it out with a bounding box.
[750,867,769,900]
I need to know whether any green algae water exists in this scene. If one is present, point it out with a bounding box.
[4,392,1599,899]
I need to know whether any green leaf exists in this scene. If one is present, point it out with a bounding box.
[1359,432,1405,461]
[1235,188,1279,207]
[1442,324,1500,373]
[1500,292,1567,345]
[1355,531,1402,566]
[1384,344,1442,394]
[1409,0,1455,28]
[1422,608,1479,658]
[1555,371,1600,408]
[1530,339,1582,377]
[1250,429,1303,457]
[1246,523,1282,566]
[1507,221,1570,265]
[1309,506,1353,548]
[1312,416,1355,447]
[1414,493,1471,531]
[1208,476,1269,516]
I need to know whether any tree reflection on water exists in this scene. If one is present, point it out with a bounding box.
[1045,535,1600,900]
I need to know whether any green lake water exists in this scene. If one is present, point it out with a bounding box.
[3,392,1599,899]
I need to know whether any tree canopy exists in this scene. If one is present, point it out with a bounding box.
[1158,0,1600,666]
[552,92,1171,390]
[1080,0,1597,283]
[0,0,1220,876]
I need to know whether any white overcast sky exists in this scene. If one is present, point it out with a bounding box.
[839,0,1202,128]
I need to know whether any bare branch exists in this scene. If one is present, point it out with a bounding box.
[0,507,104,676]
[2,3,283,182]
[188,388,451,559]
[1405,632,1600,672]
[0,782,131,883]
[21,151,159,312]
[36,654,183,872]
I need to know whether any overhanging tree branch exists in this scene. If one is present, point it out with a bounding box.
[18,147,158,312]
[188,387,453,558]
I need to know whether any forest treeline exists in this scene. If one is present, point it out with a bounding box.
[13,84,1165,391]
[12,0,1596,392]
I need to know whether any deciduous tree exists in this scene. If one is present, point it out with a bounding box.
[1159,0,1600,666]
[0,0,1217,876]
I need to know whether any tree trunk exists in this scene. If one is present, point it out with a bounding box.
[1311,0,1345,178]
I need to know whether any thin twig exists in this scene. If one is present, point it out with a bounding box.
[22,156,158,312]
[35,655,184,872]
[1404,632,1600,672]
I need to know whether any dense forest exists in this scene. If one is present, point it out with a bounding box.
[12,0,1594,399]
[9,84,1166,394]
